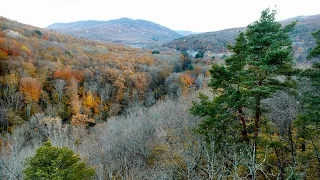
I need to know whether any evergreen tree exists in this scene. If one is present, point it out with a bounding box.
[24,141,95,180]
[191,8,296,144]
[245,9,296,137]
[191,32,249,145]
[308,29,320,59]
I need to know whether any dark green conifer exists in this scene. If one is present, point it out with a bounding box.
[191,8,296,144]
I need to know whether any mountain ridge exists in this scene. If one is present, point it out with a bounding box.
[47,18,183,46]
[164,14,320,62]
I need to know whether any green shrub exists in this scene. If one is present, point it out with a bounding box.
[24,141,95,180]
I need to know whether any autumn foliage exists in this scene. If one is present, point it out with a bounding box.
[19,77,42,103]
[0,49,8,60]
[71,114,95,127]
[53,68,83,82]
[0,16,207,129]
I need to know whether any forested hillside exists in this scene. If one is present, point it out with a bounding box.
[47,18,183,47]
[165,14,320,62]
[0,16,209,132]
[1,9,320,180]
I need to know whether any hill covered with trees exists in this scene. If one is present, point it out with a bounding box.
[0,16,209,132]
[164,14,320,63]
[1,9,320,180]
[47,18,183,47]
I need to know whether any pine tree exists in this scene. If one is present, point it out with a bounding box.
[191,32,249,145]
[245,9,296,137]
[308,29,320,59]
[191,8,296,144]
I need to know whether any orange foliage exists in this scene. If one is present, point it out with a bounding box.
[0,16,188,122]
[19,77,42,102]
[72,70,84,82]
[180,73,194,86]
[53,68,83,82]
[113,77,126,101]
[71,113,95,127]
[179,73,194,93]
[0,49,8,60]
[54,68,84,115]
[53,68,72,80]
[133,72,147,93]
[43,34,49,41]
[67,79,81,114]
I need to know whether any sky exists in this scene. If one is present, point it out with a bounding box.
[1,0,319,32]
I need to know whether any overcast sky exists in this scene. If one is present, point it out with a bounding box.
[1,0,319,32]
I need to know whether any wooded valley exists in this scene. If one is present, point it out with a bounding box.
[0,8,320,179]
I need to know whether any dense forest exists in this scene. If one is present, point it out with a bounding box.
[1,8,320,179]
[0,16,209,131]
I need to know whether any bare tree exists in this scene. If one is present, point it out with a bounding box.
[263,91,299,178]
[194,74,204,89]
[0,107,8,133]
[53,79,66,102]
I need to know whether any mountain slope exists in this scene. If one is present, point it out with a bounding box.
[47,18,183,46]
[164,14,320,62]
[0,16,186,127]
[175,30,198,36]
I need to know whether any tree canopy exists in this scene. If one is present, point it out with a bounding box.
[191,8,296,143]
[24,141,95,180]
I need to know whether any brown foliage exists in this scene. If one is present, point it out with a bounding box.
[0,49,8,60]
[19,77,42,103]
[53,68,83,82]
[21,62,36,77]
[0,72,19,89]
[0,16,185,124]
[67,79,81,115]
[71,113,95,127]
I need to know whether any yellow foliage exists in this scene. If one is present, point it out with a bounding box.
[0,49,8,60]
[83,91,101,114]
[84,91,95,109]
[21,62,37,77]
[20,45,29,52]
[1,72,19,88]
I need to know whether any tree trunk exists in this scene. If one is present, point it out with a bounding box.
[274,147,286,179]
[238,106,248,142]
[254,96,261,137]
[288,126,296,167]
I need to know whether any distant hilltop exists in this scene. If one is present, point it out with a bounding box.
[47,18,183,46]
[164,14,320,62]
